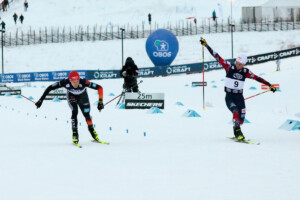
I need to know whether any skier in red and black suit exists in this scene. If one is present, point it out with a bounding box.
[35,71,105,145]
[200,38,277,140]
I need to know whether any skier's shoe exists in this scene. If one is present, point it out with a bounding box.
[88,125,99,141]
[72,129,79,144]
[233,126,245,141]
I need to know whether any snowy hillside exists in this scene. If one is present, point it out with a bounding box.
[3,30,300,73]
[1,56,300,200]
[1,0,299,73]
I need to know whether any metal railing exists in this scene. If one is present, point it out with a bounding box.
[1,21,300,47]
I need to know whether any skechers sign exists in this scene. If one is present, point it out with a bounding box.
[146,29,179,66]
[125,93,165,109]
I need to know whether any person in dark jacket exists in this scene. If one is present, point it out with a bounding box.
[4,0,8,10]
[212,10,217,21]
[19,14,24,24]
[24,1,29,11]
[120,57,139,92]
[13,13,18,24]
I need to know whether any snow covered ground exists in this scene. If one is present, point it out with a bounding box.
[4,30,300,73]
[1,56,300,200]
[1,1,300,200]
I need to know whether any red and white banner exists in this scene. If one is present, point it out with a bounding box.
[261,84,280,90]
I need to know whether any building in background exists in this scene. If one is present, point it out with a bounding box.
[242,0,300,23]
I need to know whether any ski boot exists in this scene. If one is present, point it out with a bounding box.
[72,129,79,144]
[233,126,245,141]
[88,125,99,141]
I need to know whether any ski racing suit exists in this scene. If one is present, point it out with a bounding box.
[39,78,103,130]
[205,44,271,126]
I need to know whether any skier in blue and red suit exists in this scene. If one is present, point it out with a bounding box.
[200,38,277,140]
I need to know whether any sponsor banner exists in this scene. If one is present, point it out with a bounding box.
[125,100,165,109]
[52,71,69,80]
[45,88,67,100]
[261,84,280,90]
[0,70,89,83]
[0,86,21,96]
[16,73,32,82]
[125,92,165,109]
[91,70,120,80]
[166,65,192,75]
[45,94,67,100]
[138,68,156,77]
[204,61,227,71]
[0,90,21,96]
[125,92,164,100]
[50,88,67,94]
[52,70,87,80]
[192,82,207,86]
[34,72,51,81]
[1,74,16,83]
[247,47,300,65]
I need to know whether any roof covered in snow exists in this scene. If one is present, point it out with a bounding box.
[261,0,300,8]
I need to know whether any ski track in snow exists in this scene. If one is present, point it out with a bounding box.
[1,56,300,200]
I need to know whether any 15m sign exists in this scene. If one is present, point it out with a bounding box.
[125,93,165,109]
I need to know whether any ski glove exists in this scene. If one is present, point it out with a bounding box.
[200,38,207,46]
[35,99,43,109]
[270,85,277,93]
[98,99,104,111]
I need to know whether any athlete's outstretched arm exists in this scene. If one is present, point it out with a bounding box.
[200,38,230,71]
[35,81,63,108]
[246,71,271,86]
[246,71,277,92]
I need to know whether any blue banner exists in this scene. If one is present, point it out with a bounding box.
[0,61,233,83]
[0,70,89,83]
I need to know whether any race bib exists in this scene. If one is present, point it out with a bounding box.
[225,78,244,90]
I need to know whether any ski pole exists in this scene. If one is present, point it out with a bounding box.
[202,43,206,110]
[245,90,270,101]
[104,80,143,106]
[104,93,123,106]
[4,85,36,104]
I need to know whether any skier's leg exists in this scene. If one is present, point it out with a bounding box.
[225,94,240,126]
[234,94,246,140]
[225,94,244,139]
[237,94,246,126]
[67,93,79,143]
[78,93,99,140]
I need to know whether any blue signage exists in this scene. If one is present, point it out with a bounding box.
[146,29,179,67]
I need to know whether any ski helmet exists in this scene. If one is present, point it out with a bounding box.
[69,71,80,81]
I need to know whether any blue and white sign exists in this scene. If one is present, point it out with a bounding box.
[17,73,32,82]
[146,29,179,67]
[52,71,68,80]
[1,74,15,83]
